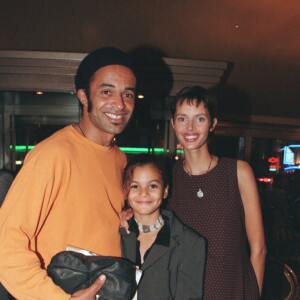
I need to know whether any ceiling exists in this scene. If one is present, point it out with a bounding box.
[1,0,299,120]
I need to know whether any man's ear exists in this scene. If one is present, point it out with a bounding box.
[77,89,88,108]
[210,118,218,132]
[163,185,169,199]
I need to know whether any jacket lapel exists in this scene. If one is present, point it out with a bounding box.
[141,243,170,270]
[141,210,183,271]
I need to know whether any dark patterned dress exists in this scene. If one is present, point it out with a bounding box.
[167,157,259,300]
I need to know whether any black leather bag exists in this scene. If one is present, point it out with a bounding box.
[47,251,137,300]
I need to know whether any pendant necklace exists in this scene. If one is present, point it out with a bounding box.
[183,155,213,199]
[135,215,164,233]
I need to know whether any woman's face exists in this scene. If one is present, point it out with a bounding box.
[172,99,217,151]
[127,164,168,220]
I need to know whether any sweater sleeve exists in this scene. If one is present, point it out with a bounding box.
[0,153,71,300]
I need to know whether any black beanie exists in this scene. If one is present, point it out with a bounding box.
[75,47,137,91]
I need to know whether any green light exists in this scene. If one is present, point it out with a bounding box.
[120,147,167,154]
[10,145,35,151]
[10,145,183,154]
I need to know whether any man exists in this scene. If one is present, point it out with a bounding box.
[0,47,137,300]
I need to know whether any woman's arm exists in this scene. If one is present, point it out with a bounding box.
[237,160,267,295]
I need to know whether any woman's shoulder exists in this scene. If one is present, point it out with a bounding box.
[214,157,240,175]
[218,156,238,165]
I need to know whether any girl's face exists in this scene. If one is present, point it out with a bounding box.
[127,164,168,220]
[171,100,217,152]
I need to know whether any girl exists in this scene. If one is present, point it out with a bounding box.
[168,86,267,299]
[120,154,206,300]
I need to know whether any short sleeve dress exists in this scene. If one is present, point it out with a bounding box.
[167,157,259,300]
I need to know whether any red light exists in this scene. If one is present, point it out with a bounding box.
[268,157,278,163]
[263,178,272,182]
[257,177,273,183]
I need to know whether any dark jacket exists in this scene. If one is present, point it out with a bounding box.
[121,210,206,300]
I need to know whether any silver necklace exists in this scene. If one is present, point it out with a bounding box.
[183,155,213,198]
[135,215,164,233]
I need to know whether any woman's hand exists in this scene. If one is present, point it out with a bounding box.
[70,275,106,299]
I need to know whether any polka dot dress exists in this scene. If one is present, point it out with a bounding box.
[168,157,259,300]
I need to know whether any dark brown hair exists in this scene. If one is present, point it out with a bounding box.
[170,85,217,127]
[122,154,168,198]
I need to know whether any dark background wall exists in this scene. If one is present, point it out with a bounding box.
[1,0,299,119]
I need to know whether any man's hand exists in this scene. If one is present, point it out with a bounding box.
[70,275,106,299]
[118,208,133,234]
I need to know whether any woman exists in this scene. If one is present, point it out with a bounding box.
[168,86,266,300]
[120,154,206,300]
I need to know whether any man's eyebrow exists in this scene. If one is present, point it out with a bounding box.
[125,87,136,93]
[99,83,136,92]
[99,83,115,88]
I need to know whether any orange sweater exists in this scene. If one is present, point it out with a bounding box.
[0,125,126,300]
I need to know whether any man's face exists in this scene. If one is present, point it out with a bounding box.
[78,65,136,145]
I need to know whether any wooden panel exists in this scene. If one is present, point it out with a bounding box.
[0,65,76,76]
[169,82,214,96]
[215,121,300,141]
[0,58,79,68]
[0,74,75,93]
[0,50,85,60]
[6,105,79,116]
[0,50,229,94]
[220,113,300,127]
[163,57,228,69]
[172,74,222,83]
[168,65,225,76]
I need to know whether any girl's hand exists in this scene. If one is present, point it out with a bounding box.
[118,208,133,234]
